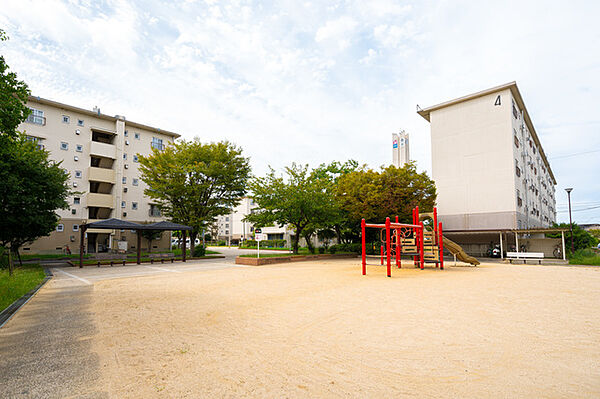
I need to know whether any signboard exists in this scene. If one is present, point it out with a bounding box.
[255,233,267,241]
[393,139,398,148]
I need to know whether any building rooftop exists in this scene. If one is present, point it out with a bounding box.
[417,82,556,184]
[28,95,180,138]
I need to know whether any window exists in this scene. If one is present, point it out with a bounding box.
[149,204,161,217]
[132,178,139,186]
[60,142,69,150]
[56,224,64,232]
[124,130,128,137]
[73,224,79,232]
[77,119,84,126]
[133,154,139,162]
[151,137,164,150]
[132,202,138,210]
[122,212,127,218]
[74,197,80,204]
[26,108,45,125]
[225,230,229,235]
[74,170,82,178]
[514,135,519,148]
[512,103,518,119]
[71,208,77,215]
[225,224,229,228]
[76,144,83,152]
[121,201,126,208]
[122,177,127,184]
[226,217,229,221]
[134,132,140,139]
[123,153,127,160]
[62,115,70,124]
[515,165,521,177]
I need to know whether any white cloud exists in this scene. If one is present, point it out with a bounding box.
[315,16,358,49]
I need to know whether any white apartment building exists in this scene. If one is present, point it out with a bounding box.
[417,82,557,231]
[392,130,410,167]
[19,96,178,254]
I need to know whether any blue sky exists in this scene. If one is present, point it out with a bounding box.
[1,0,599,223]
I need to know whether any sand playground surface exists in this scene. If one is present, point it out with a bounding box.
[78,259,600,398]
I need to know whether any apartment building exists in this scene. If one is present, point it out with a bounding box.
[392,130,410,168]
[417,82,557,231]
[19,96,179,254]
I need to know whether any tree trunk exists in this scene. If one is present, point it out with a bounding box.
[291,231,301,254]
[190,232,196,256]
[148,238,152,253]
[304,232,315,254]
[15,247,22,267]
[7,245,13,276]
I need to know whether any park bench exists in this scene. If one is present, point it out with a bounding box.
[93,253,127,267]
[506,251,545,264]
[149,253,175,264]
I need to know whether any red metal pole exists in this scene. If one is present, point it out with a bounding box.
[439,222,444,270]
[395,216,400,268]
[412,208,417,267]
[380,244,384,265]
[419,222,425,269]
[386,217,391,277]
[361,219,366,275]
[433,207,438,244]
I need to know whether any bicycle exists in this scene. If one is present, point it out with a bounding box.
[553,244,562,259]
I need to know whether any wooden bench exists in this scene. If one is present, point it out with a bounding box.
[93,253,127,267]
[149,253,175,264]
[506,251,544,264]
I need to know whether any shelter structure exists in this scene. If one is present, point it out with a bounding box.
[79,218,193,267]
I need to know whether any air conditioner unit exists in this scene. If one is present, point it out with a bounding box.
[74,156,79,161]
[73,182,78,187]
[125,140,129,145]
[123,187,128,193]
[75,129,80,135]
[124,164,128,169]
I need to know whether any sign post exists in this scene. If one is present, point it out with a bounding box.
[255,231,266,259]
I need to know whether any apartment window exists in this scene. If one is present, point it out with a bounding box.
[71,208,77,215]
[225,224,229,228]
[225,230,229,235]
[73,224,79,232]
[132,202,138,210]
[134,132,140,139]
[225,217,229,221]
[121,201,126,208]
[151,137,164,150]
[149,204,161,217]
[26,108,45,125]
[77,119,84,126]
[60,142,69,150]
[76,144,83,152]
[512,103,518,119]
[123,153,127,160]
[124,130,128,137]
[74,170,82,178]
[532,146,536,154]
[74,197,80,204]
[132,178,139,186]
[133,154,138,162]
[514,135,519,148]
[122,212,127,218]
[56,224,64,232]
[515,165,521,177]
[122,177,127,184]
[62,115,70,124]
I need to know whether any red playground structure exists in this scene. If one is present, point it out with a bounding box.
[361,206,444,277]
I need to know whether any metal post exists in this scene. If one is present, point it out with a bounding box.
[79,226,86,268]
[386,217,391,277]
[499,232,503,259]
[182,230,187,262]
[395,216,400,268]
[439,222,444,270]
[380,245,384,265]
[361,219,366,275]
[566,188,574,254]
[515,231,519,255]
[419,222,425,269]
[136,230,142,264]
[561,230,566,261]
[433,207,438,244]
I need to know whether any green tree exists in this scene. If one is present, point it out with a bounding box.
[138,139,251,253]
[141,229,162,252]
[546,223,599,255]
[336,162,437,227]
[0,29,31,138]
[246,163,339,254]
[0,135,70,274]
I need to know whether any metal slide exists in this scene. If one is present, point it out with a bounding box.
[442,236,480,266]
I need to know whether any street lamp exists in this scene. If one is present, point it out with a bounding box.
[565,188,574,254]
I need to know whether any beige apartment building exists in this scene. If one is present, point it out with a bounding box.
[418,82,557,232]
[19,96,178,254]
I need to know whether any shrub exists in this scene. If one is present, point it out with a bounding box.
[217,240,227,246]
[329,245,337,254]
[318,247,325,254]
[193,245,206,257]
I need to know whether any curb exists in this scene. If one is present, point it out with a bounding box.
[0,268,53,329]
[235,253,358,266]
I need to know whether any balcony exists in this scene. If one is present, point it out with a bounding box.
[87,193,114,209]
[88,167,116,184]
[90,141,116,159]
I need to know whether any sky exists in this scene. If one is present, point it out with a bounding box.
[1,0,599,223]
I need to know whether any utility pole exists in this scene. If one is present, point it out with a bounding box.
[565,188,574,254]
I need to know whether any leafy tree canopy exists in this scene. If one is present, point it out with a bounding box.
[138,139,251,249]
[0,29,31,137]
[336,162,437,225]
[546,223,599,254]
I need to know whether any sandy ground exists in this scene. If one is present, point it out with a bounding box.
[82,260,600,398]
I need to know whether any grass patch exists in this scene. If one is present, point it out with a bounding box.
[0,264,46,313]
[569,249,600,266]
